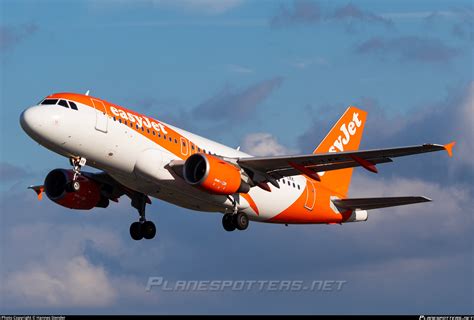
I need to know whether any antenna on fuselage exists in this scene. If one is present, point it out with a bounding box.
[236,146,241,151]
[85,90,90,96]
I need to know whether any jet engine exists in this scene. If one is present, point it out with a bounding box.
[183,154,250,195]
[44,169,109,210]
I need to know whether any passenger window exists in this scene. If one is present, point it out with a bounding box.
[152,131,155,136]
[169,137,172,142]
[174,139,177,144]
[68,101,78,110]
[198,147,201,152]
[297,185,300,190]
[147,129,150,133]
[293,183,295,188]
[41,99,58,105]
[119,119,122,123]
[58,100,69,108]
[191,145,195,150]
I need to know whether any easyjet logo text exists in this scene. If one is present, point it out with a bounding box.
[110,106,168,134]
[328,112,362,152]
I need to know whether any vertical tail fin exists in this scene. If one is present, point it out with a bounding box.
[313,106,367,197]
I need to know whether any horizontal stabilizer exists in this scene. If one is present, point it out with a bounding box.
[333,196,431,210]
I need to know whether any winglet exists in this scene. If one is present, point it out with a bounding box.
[28,185,44,201]
[444,141,456,158]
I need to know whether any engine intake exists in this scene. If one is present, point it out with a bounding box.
[183,154,250,195]
[44,169,109,210]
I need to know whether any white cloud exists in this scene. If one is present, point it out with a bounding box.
[347,173,471,235]
[0,222,164,309]
[4,255,116,307]
[241,133,298,156]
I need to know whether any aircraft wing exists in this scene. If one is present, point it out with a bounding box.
[237,142,454,181]
[332,196,431,210]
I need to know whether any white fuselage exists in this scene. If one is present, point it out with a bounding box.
[20,100,309,223]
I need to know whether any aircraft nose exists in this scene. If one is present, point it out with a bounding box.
[20,106,43,139]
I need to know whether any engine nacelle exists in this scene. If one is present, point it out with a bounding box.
[44,169,108,210]
[183,154,250,195]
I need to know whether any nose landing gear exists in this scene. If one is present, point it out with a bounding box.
[68,157,87,191]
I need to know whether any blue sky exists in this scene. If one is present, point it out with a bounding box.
[0,0,473,314]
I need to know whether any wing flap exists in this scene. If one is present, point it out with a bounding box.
[267,157,393,178]
[332,196,431,210]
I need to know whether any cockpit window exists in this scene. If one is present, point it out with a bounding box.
[68,101,78,110]
[58,100,69,108]
[41,99,58,105]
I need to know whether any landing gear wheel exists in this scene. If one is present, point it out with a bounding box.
[130,193,157,240]
[66,181,80,192]
[222,213,236,232]
[130,222,143,241]
[142,221,156,239]
[72,181,80,191]
[233,212,249,231]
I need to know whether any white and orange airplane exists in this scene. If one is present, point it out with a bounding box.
[20,92,455,240]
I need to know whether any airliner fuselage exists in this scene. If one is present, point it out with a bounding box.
[20,92,453,240]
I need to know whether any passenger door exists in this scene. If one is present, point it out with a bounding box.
[91,99,108,133]
[304,180,316,210]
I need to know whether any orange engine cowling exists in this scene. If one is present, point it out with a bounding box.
[44,169,109,210]
[183,154,250,195]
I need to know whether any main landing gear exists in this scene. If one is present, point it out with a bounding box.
[130,193,156,240]
[222,198,249,232]
[68,157,87,192]
[222,212,249,232]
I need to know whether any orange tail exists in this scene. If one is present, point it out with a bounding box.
[313,106,367,197]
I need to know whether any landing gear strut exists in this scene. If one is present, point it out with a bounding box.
[130,193,156,240]
[222,196,249,232]
[67,157,86,192]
